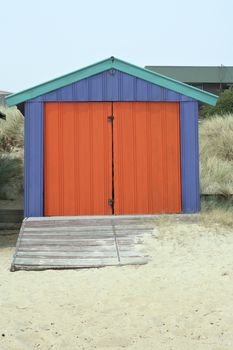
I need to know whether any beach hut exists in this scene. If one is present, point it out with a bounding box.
[6,57,218,217]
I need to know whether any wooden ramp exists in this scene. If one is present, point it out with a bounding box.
[11,216,155,271]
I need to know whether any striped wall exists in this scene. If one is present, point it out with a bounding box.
[31,69,194,102]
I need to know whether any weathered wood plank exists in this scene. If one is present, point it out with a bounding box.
[16,251,118,258]
[25,229,110,234]
[18,245,134,252]
[18,242,117,248]
[14,257,147,267]
[11,216,152,271]
[24,226,115,232]
[14,257,119,266]
[20,237,115,242]
[21,235,115,240]
[22,229,149,236]
[25,220,154,227]
[22,232,114,237]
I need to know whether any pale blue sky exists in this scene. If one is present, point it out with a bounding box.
[1,0,233,92]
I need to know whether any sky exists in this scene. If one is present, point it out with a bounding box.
[1,0,233,92]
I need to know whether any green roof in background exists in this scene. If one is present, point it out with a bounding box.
[145,66,233,84]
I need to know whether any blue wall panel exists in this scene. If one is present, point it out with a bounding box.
[24,102,44,217]
[180,101,200,213]
[31,70,194,102]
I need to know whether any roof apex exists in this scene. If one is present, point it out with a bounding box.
[6,57,218,106]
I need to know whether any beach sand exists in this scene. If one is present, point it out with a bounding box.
[0,218,233,349]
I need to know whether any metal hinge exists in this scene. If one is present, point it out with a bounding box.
[107,115,114,122]
[108,198,114,207]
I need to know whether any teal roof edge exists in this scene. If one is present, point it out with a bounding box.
[6,57,218,106]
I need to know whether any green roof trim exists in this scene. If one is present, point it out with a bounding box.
[6,57,218,107]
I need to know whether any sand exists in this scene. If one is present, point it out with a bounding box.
[1,218,233,350]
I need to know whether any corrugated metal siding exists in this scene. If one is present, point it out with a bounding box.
[44,102,112,216]
[24,102,44,217]
[180,101,200,213]
[31,70,194,103]
[24,73,200,217]
[114,102,181,214]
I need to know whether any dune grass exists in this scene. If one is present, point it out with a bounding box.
[0,154,23,199]
[199,114,233,226]
[0,106,24,199]
[200,196,233,227]
[199,114,233,196]
[0,106,24,152]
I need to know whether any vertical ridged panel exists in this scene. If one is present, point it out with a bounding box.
[114,102,181,214]
[31,70,194,102]
[24,102,44,217]
[180,101,200,212]
[161,103,181,210]
[44,102,112,216]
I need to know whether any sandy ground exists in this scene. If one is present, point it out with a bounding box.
[1,218,233,350]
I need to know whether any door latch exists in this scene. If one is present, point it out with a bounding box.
[107,115,114,122]
[108,198,114,207]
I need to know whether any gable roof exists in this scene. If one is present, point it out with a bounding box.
[6,57,218,107]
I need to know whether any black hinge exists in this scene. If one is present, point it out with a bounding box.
[108,198,114,207]
[107,115,114,122]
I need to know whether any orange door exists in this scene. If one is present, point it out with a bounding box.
[113,102,181,214]
[44,102,112,216]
